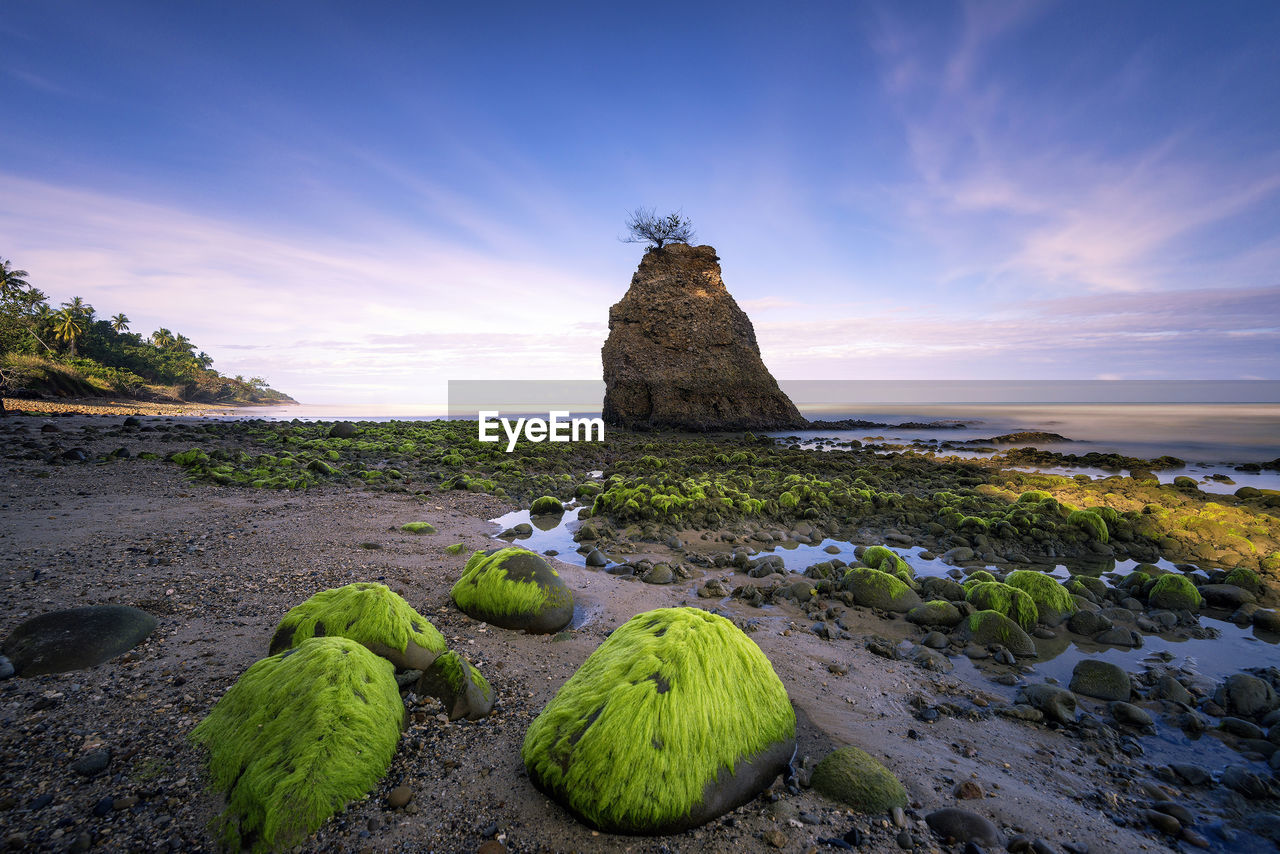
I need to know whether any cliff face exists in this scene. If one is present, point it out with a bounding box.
[601,244,806,431]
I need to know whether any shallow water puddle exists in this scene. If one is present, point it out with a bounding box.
[489,506,590,564]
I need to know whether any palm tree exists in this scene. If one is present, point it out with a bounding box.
[151,328,175,349]
[0,259,31,297]
[53,307,84,356]
[172,333,195,355]
[62,296,95,322]
[195,351,214,370]
[110,313,130,332]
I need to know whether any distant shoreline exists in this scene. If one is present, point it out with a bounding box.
[0,396,296,418]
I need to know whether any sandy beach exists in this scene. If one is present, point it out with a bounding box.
[4,413,1276,852]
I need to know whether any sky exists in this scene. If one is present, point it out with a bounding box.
[3,1,1279,405]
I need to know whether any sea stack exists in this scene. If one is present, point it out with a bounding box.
[601,244,806,431]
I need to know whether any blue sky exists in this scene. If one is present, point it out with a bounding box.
[3,1,1278,404]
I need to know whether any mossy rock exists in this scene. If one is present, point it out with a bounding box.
[1222,567,1262,596]
[1068,659,1131,701]
[958,610,1036,657]
[906,600,962,628]
[415,651,494,721]
[451,547,574,634]
[522,608,796,834]
[191,637,404,852]
[840,568,922,612]
[919,576,966,602]
[1005,570,1077,626]
[1068,509,1109,543]
[964,582,1038,630]
[2,605,157,677]
[268,582,446,671]
[1067,575,1109,600]
[530,495,565,516]
[444,542,466,555]
[963,569,998,586]
[1146,574,1203,611]
[861,545,915,587]
[809,745,907,813]
[399,521,437,535]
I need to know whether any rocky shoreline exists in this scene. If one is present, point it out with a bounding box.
[2,414,1279,852]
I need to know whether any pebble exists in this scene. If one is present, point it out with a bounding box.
[71,749,111,777]
[113,795,139,810]
[891,806,908,828]
[763,828,787,848]
[386,785,413,809]
[953,780,984,799]
[477,842,507,854]
[925,807,1002,847]
[1143,809,1181,836]
[1109,701,1153,728]
[0,656,13,679]
[91,796,114,817]
[896,829,913,848]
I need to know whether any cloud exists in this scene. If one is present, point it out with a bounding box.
[0,174,616,403]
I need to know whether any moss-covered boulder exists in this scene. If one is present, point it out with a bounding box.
[861,545,916,587]
[452,547,574,634]
[840,568,921,612]
[964,582,1038,630]
[399,521,436,534]
[522,607,795,835]
[906,600,962,628]
[809,745,907,813]
[415,650,494,721]
[1146,574,1203,611]
[963,569,998,586]
[269,583,446,671]
[191,637,404,852]
[529,495,565,516]
[958,610,1037,657]
[1222,567,1263,596]
[2,605,157,677]
[1069,659,1131,701]
[1005,570,1077,626]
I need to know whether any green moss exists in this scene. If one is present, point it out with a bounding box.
[1068,509,1109,543]
[1147,574,1203,610]
[190,637,403,852]
[1005,570,1077,622]
[451,548,552,618]
[861,545,915,587]
[171,448,210,467]
[1222,567,1262,594]
[809,745,907,812]
[521,608,794,832]
[1018,490,1053,503]
[530,495,565,515]
[962,570,998,587]
[965,582,1038,630]
[399,521,437,534]
[1067,575,1108,599]
[270,582,446,660]
[444,543,466,555]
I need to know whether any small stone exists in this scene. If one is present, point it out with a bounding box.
[386,785,412,809]
[925,807,1002,847]
[477,842,507,854]
[1181,828,1210,848]
[954,780,984,800]
[1144,809,1181,836]
[1109,701,1153,728]
[585,548,607,567]
[91,797,114,817]
[112,795,139,810]
[891,806,908,827]
[0,656,13,679]
[896,829,913,849]
[70,749,111,777]
[763,828,787,848]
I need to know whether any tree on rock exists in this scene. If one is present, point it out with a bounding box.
[621,207,695,250]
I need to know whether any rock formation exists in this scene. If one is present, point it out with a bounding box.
[601,244,806,431]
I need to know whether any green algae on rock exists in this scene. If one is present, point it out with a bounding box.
[451,547,574,634]
[522,607,796,834]
[268,582,446,671]
[1146,574,1203,611]
[839,567,922,612]
[861,545,916,587]
[809,745,908,813]
[529,495,565,516]
[399,521,437,534]
[191,637,404,852]
[959,610,1037,657]
[906,600,963,628]
[964,581,1038,630]
[1004,570,1077,625]
[415,650,494,721]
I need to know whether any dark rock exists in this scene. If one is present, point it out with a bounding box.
[1144,809,1181,836]
[1221,765,1273,799]
[585,548,608,568]
[1067,611,1112,636]
[1018,684,1077,725]
[2,605,157,676]
[1092,627,1141,647]
[601,244,805,431]
[1215,673,1279,718]
[1156,674,1193,705]
[328,421,357,439]
[1109,701,1153,728]
[386,785,412,809]
[415,651,493,721]
[925,807,1002,847]
[1219,717,1265,740]
[1069,660,1130,701]
[1199,584,1255,609]
[0,656,12,679]
[1254,609,1280,633]
[70,749,111,776]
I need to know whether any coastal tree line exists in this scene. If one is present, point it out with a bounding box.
[0,257,286,412]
